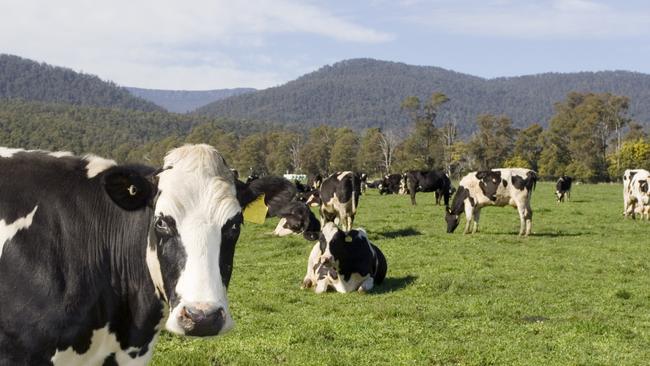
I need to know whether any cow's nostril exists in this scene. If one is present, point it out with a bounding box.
[178,305,227,337]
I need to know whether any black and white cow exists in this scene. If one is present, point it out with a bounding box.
[301,222,387,293]
[404,170,452,206]
[555,175,573,202]
[238,176,320,240]
[378,173,404,195]
[319,171,361,231]
[445,168,537,236]
[359,173,368,193]
[366,179,383,189]
[0,145,254,365]
[624,169,650,219]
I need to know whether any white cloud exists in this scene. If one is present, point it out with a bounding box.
[407,0,650,39]
[0,0,393,89]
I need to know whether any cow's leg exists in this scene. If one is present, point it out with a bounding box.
[463,202,474,234]
[567,191,571,201]
[472,209,481,233]
[516,204,526,235]
[358,277,374,293]
[301,244,321,289]
[518,202,533,236]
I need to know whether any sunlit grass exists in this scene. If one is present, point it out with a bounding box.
[151,182,650,366]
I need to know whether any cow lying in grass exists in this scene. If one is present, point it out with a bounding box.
[301,222,387,293]
[446,168,537,236]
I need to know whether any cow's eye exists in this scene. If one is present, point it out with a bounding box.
[155,217,169,232]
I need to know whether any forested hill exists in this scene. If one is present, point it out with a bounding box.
[195,58,650,135]
[0,54,161,111]
[126,87,255,113]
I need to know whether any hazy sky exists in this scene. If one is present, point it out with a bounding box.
[1,0,649,90]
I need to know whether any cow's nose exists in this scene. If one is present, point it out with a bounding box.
[178,304,227,337]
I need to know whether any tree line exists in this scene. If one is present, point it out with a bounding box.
[1,92,648,182]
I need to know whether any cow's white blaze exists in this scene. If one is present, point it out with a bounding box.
[0,206,38,259]
[273,218,295,237]
[51,325,155,366]
[151,144,239,335]
[337,171,352,181]
[84,155,117,178]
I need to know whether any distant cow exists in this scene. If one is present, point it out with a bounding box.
[623,169,649,217]
[446,168,537,236]
[301,222,387,293]
[404,170,452,206]
[366,179,382,189]
[319,171,361,231]
[379,173,403,195]
[359,173,368,193]
[0,145,251,364]
[624,169,650,219]
[555,176,573,202]
[238,176,320,240]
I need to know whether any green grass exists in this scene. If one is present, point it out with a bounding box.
[151,182,650,366]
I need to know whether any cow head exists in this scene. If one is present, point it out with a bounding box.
[105,144,243,337]
[277,201,321,241]
[445,208,460,233]
[476,170,501,201]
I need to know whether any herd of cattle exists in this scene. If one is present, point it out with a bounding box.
[0,144,648,365]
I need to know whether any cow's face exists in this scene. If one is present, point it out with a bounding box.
[445,209,460,233]
[319,222,344,269]
[146,145,241,337]
[476,171,502,201]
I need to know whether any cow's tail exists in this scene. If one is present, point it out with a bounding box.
[527,171,538,192]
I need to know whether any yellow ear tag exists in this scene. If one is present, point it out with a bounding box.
[243,194,268,224]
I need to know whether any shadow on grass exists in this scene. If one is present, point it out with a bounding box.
[371,275,418,294]
[487,231,587,237]
[376,227,422,239]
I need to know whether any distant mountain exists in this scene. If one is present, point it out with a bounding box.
[126,87,256,113]
[0,54,161,111]
[195,58,650,135]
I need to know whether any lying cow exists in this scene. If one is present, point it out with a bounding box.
[237,176,320,240]
[301,222,387,293]
[405,170,452,206]
[445,168,537,236]
[624,169,650,219]
[0,145,255,365]
[319,171,362,231]
[623,169,649,217]
[555,175,573,202]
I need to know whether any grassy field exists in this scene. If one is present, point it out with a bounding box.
[151,182,650,366]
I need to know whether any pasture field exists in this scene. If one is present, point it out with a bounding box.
[152,182,650,366]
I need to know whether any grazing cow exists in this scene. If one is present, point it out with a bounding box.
[301,222,387,293]
[624,169,650,219]
[623,169,649,217]
[445,168,537,236]
[555,175,573,202]
[319,171,361,231]
[404,170,452,206]
[238,176,320,240]
[378,173,403,195]
[0,145,253,365]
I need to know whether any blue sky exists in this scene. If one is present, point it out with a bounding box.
[1,0,649,90]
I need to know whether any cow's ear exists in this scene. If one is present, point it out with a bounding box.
[103,167,155,211]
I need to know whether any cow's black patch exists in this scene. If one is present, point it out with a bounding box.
[103,353,117,366]
[152,213,187,309]
[512,171,538,192]
[502,179,508,188]
[220,214,242,287]
[477,171,501,200]
[640,180,649,193]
